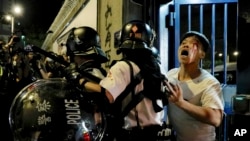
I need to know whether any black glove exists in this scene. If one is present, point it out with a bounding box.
[64,63,82,85]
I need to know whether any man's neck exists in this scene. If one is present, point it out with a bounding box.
[178,65,201,81]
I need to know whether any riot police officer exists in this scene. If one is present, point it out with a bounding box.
[65,26,114,140]
[76,20,167,141]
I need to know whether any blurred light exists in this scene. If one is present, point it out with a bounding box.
[233,51,238,56]
[8,5,23,34]
[218,53,223,57]
[5,15,12,21]
[13,5,22,15]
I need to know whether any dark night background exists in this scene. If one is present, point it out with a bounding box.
[15,0,64,46]
[21,0,63,30]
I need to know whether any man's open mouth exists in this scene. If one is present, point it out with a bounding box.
[181,50,189,56]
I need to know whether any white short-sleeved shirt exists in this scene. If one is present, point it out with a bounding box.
[166,68,224,141]
[100,61,164,129]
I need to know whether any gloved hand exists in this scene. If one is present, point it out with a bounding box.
[64,63,82,85]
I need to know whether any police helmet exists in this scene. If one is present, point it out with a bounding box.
[66,26,108,63]
[117,20,155,54]
[24,44,34,53]
[9,78,107,141]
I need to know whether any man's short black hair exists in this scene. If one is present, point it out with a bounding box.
[180,31,211,53]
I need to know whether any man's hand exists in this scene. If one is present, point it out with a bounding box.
[166,81,184,105]
[9,35,20,45]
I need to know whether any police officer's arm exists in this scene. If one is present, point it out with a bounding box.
[166,81,223,127]
[79,78,114,103]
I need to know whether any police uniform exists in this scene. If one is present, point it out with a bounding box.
[100,20,165,141]
[100,60,164,140]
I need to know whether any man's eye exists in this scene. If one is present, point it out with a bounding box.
[181,42,186,45]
